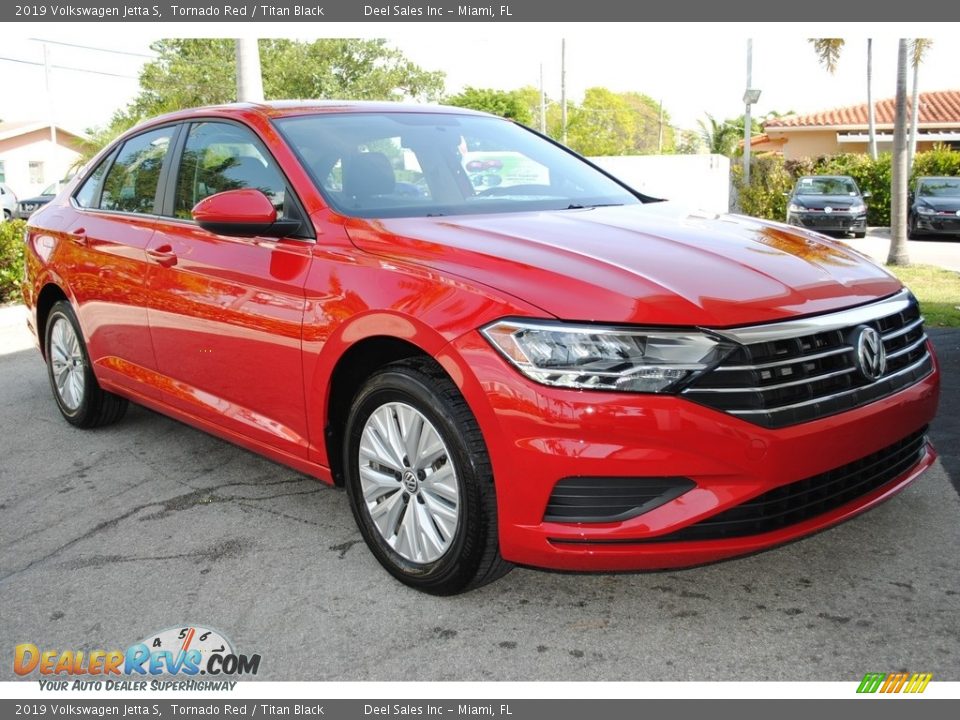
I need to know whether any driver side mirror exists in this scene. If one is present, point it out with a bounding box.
[192,188,301,238]
[862,191,872,199]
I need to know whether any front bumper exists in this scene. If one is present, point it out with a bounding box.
[449,332,940,572]
[788,213,867,233]
[915,214,960,235]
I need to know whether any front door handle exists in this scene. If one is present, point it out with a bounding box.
[146,244,178,268]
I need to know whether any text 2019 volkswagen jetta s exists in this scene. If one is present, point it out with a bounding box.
[22,102,940,594]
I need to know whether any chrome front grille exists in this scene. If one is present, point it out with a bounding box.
[683,290,934,428]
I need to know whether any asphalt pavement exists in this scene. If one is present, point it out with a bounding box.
[0,307,957,682]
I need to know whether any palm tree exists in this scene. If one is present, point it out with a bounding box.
[908,39,933,171]
[867,39,877,160]
[809,38,844,73]
[888,39,910,266]
[697,114,739,157]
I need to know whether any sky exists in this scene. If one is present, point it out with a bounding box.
[3,24,960,135]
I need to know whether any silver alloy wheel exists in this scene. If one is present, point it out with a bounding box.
[49,316,85,411]
[358,401,460,564]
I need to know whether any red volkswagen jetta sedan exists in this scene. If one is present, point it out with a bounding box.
[22,102,940,594]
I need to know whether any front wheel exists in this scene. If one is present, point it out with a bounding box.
[45,301,128,428]
[344,358,511,595]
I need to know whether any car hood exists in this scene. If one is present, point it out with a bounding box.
[916,197,960,212]
[790,194,861,209]
[344,203,901,327]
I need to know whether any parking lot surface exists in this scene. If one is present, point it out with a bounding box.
[0,307,958,681]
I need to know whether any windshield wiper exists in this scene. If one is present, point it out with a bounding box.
[565,203,624,210]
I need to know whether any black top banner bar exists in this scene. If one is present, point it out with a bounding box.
[6,0,960,22]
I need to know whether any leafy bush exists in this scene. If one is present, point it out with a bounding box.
[736,147,960,226]
[0,219,26,303]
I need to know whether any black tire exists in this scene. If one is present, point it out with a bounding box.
[344,358,511,595]
[852,230,866,239]
[908,216,923,240]
[45,301,128,428]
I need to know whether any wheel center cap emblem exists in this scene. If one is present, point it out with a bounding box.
[852,325,887,381]
[401,470,419,494]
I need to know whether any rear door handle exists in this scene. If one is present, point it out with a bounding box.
[69,228,87,247]
[146,244,178,268]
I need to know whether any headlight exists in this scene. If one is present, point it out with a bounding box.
[481,320,733,393]
[788,203,806,214]
[917,206,934,215]
[849,203,866,214]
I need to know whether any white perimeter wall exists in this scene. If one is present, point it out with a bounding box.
[588,154,731,215]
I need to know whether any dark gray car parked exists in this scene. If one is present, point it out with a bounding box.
[909,176,960,239]
[785,175,869,238]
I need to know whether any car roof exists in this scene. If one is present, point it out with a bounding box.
[797,175,855,181]
[141,100,491,126]
[915,176,960,181]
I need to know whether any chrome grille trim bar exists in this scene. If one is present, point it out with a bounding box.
[712,289,912,344]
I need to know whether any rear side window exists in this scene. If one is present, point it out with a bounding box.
[74,150,117,209]
[173,121,287,220]
[99,127,174,214]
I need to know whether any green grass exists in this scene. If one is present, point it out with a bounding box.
[887,264,960,328]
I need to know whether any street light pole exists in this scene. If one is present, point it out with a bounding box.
[743,39,753,187]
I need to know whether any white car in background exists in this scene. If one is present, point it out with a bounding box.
[0,183,17,221]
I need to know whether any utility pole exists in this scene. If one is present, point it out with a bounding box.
[743,40,753,187]
[235,38,264,103]
[560,39,567,145]
[539,63,546,134]
[43,43,57,147]
[658,99,664,153]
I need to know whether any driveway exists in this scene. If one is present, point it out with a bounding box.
[848,228,960,272]
[0,305,958,681]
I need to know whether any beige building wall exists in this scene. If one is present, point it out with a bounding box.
[767,128,952,160]
[0,129,83,198]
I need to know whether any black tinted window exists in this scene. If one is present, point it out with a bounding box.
[74,151,116,209]
[99,128,174,213]
[174,122,286,220]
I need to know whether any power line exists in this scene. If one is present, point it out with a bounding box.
[0,56,139,79]
[29,38,156,59]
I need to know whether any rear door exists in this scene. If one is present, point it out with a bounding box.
[65,125,178,390]
[145,119,313,458]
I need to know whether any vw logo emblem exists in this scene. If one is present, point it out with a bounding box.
[852,325,887,381]
[824,206,833,214]
[956,210,960,217]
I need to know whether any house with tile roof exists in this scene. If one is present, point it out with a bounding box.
[752,89,960,160]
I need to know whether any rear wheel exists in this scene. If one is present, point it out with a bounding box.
[344,358,511,595]
[45,301,128,428]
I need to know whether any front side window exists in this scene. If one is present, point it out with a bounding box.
[74,151,117,209]
[276,112,639,219]
[99,127,174,214]
[173,121,287,220]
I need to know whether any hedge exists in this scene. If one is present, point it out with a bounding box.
[733,146,960,225]
[0,219,26,303]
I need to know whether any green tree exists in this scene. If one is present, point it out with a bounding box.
[697,114,753,157]
[80,39,445,164]
[564,88,673,156]
[445,86,535,125]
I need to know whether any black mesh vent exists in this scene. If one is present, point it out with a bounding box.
[641,428,927,542]
[544,477,696,523]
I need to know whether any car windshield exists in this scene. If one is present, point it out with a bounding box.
[275,112,641,219]
[918,179,960,197]
[41,182,59,196]
[795,177,859,196]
